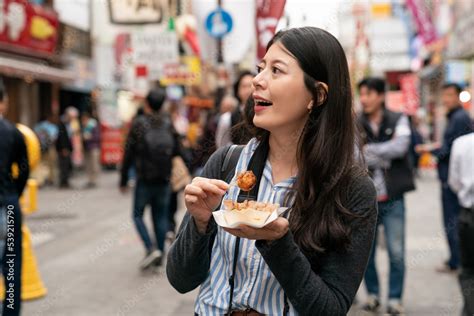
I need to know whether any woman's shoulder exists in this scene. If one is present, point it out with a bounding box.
[344,167,377,214]
[348,169,376,194]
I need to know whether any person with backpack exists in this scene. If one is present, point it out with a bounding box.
[167,27,378,315]
[120,87,181,270]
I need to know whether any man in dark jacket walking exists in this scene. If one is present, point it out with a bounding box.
[56,111,73,188]
[120,87,180,271]
[416,83,473,273]
[358,78,415,315]
[0,79,29,316]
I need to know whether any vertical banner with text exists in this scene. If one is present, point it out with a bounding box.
[406,0,437,45]
[256,0,286,60]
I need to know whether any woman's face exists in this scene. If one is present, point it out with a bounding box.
[252,42,312,134]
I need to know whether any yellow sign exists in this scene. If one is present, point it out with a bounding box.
[371,3,392,17]
[160,56,202,86]
[30,16,55,40]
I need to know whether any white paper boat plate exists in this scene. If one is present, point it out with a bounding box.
[213,207,289,229]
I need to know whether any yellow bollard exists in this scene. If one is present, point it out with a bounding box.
[16,124,41,170]
[28,179,38,214]
[20,179,38,215]
[0,225,47,301]
[13,123,41,215]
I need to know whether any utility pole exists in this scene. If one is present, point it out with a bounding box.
[216,0,223,63]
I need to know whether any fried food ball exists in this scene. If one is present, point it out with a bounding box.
[236,171,257,191]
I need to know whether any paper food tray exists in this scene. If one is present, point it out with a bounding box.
[213,207,288,229]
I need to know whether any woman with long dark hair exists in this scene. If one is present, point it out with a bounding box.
[167,27,377,316]
[230,70,255,144]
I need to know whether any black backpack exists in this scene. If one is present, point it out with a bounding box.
[140,118,175,183]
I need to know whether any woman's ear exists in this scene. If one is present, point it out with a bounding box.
[315,82,329,106]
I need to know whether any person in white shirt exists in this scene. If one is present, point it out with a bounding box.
[448,132,474,316]
[215,95,238,148]
[449,132,474,209]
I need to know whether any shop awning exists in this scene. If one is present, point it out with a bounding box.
[0,56,75,83]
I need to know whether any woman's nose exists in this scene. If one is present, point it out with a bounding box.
[252,72,266,90]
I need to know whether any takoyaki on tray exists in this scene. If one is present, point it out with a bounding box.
[213,171,288,228]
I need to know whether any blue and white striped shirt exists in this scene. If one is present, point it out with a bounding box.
[195,138,298,315]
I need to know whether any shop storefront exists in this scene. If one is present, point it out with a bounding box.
[0,0,74,126]
[58,23,95,115]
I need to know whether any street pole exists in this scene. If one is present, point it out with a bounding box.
[215,0,224,111]
[217,0,223,63]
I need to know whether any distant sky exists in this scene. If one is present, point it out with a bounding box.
[279,0,343,36]
[54,0,90,31]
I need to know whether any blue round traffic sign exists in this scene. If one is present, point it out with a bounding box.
[205,8,233,38]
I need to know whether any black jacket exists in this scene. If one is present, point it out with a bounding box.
[56,121,73,152]
[358,109,415,199]
[0,118,29,199]
[432,106,473,182]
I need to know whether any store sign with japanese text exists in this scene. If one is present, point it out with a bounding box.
[386,91,406,114]
[100,124,125,166]
[0,0,59,56]
[160,56,201,86]
[108,0,167,24]
[385,74,420,115]
[400,74,419,115]
[131,28,179,80]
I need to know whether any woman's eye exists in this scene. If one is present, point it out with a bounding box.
[272,67,281,74]
[256,65,263,73]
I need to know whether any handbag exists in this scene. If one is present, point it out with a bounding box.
[170,156,192,192]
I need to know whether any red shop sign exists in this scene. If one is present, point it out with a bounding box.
[256,0,286,60]
[0,0,59,57]
[100,123,125,166]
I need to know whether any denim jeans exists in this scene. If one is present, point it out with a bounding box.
[459,207,474,316]
[441,182,460,269]
[0,195,23,316]
[364,197,406,300]
[133,181,171,252]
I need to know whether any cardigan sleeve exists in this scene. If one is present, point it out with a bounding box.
[166,145,231,293]
[256,175,378,316]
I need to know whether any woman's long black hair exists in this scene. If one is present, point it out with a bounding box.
[240,27,367,253]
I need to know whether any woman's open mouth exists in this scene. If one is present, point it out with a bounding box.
[254,99,273,107]
[253,96,273,112]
